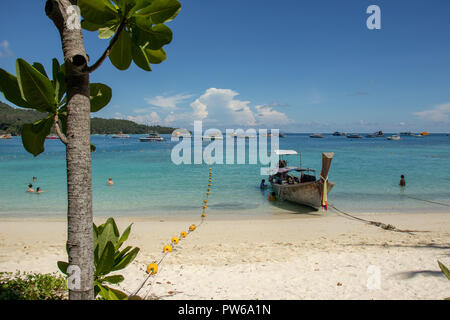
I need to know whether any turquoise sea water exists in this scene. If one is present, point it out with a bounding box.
[0,133,449,218]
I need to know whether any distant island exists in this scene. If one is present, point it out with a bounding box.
[0,101,176,135]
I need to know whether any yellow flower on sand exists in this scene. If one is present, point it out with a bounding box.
[201,213,206,218]
[180,231,187,238]
[163,245,172,253]
[172,237,179,244]
[146,263,158,274]
[189,224,196,231]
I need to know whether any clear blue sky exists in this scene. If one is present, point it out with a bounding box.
[1,0,449,132]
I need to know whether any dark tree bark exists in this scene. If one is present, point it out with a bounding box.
[46,0,94,300]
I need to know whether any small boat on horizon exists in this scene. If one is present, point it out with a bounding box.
[0,133,12,139]
[387,135,401,141]
[139,132,165,142]
[346,134,362,139]
[269,150,335,210]
[310,134,324,138]
[45,134,60,140]
[368,130,384,138]
[111,132,130,139]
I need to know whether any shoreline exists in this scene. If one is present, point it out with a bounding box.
[0,211,449,299]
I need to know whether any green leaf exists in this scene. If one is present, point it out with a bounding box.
[131,42,152,71]
[98,25,118,39]
[21,116,54,157]
[90,83,112,112]
[32,62,48,78]
[52,59,66,104]
[57,261,69,275]
[97,218,120,258]
[438,261,450,281]
[16,59,57,113]
[0,68,32,108]
[145,48,166,64]
[78,0,118,26]
[109,30,133,70]
[102,275,125,284]
[134,23,173,50]
[81,20,104,31]
[116,223,133,250]
[96,241,116,276]
[106,217,120,238]
[136,0,181,24]
[112,247,140,271]
[114,245,132,263]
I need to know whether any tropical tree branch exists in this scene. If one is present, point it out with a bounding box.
[86,20,127,73]
[54,113,68,145]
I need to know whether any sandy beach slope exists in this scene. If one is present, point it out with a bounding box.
[0,211,449,299]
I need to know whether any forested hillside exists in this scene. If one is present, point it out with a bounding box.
[0,102,176,135]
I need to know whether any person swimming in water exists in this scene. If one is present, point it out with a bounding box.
[260,179,266,189]
[36,187,45,194]
[399,175,406,187]
[107,177,114,186]
[27,184,34,193]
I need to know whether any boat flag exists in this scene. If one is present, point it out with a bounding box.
[321,175,328,211]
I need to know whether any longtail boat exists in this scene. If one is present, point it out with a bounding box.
[269,150,335,210]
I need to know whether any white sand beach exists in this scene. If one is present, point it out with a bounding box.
[0,211,449,300]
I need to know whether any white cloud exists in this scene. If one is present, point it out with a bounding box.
[189,88,257,126]
[145,93,193,109]
[414,102,450,123]
[115,88,292,129]
[254,105,292,126]
[114,112,162,125]
[0,40,13,58]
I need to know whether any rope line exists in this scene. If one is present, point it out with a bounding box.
[131,167,214,298]
[403,195,450,207]
[328,203,428,234]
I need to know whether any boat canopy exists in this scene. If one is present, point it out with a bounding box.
[276,167,315,174]
[275,149,298,155]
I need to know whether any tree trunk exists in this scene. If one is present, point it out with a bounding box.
[46,0,94,300]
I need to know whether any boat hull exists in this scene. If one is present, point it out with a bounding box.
[271,181,335,210]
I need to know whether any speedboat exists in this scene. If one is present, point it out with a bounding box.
[400,131,414,136]
[0,133,12,139]
[310,134,324,138]
[387,135,401,140]
[346,134,362,139]
[46,134,60,140]
[269,150,335,210]
[139,132,165,142]
[111,132,130,139]
[332,131,345,136]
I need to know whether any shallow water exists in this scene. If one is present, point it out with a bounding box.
[0,133,449,218]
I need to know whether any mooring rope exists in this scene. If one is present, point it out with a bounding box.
[403,195,450,207]
[130,167,214,298]
[328,203,428,234]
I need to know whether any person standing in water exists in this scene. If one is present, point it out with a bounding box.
[399,175,406,187]
[260,179,266,189]
[27,184,34,193]
[107,177,114,186]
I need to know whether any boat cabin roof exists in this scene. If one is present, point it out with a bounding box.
[276,167,315,174]
[275,149,298,155]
